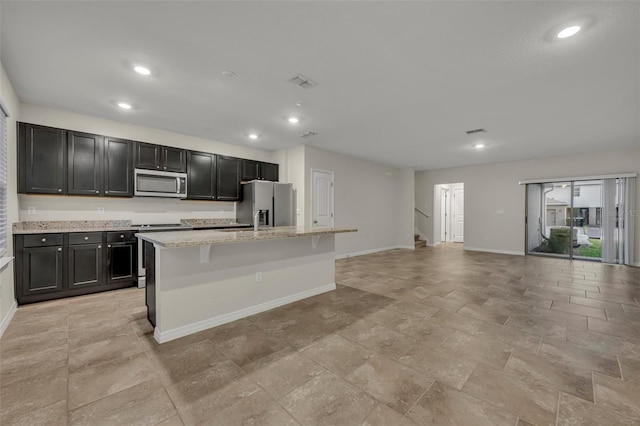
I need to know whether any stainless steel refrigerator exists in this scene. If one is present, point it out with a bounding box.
[237,181,295,227]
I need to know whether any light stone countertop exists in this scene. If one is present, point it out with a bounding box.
[12,220,252,235]
[136,226,358,248]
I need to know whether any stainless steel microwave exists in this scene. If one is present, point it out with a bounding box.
[134,169,187,198]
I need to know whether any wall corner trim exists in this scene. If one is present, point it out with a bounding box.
[464,247,525,256]
[0,300,18,338]
[334,245,414,260]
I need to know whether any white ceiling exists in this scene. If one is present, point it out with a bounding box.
[1,1,638,170]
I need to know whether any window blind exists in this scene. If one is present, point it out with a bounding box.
[0,103,7,257]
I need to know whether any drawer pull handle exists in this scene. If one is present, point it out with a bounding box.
[57,247,62,252]
[41,238,46,242]
[95,191,99,194]
[107,244,112,248]
[105,191,109,194]
[84,236,89,241]
[98,245,102,249]
[120,234,124,238]
[57,189,62,192]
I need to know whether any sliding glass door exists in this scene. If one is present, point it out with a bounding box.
[526,180,604,261]
[525,176,636,264]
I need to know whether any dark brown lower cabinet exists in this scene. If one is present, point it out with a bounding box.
[144,241,156,327]
[14,232,137,305]
[21,246,64,296]
[68,243,104,288]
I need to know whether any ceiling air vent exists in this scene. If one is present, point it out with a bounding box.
[288,74,318,89]
[300,131,317,138]
[465,128,486,135]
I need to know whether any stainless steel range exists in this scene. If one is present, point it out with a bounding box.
[136,223,192,288]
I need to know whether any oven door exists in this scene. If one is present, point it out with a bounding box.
[134,169,187,198]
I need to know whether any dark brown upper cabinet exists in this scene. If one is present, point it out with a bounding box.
[134,142,162,170]
[67,131,103,196]
[241,159,279,182]
[18,123,66,194]
[260,162,279,181]
[135,142,186,173]
[186,151,216,200]
[241,159,260,181]
[104,137,134,197]
[162,146,187,173]
[217,156,241,201]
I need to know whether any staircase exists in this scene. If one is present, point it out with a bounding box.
[414,234,426,249]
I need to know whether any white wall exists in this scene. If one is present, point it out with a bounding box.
[16,103,280,223]
[415,148,640,263]
[303,145,414,256]
[0,61,21,334]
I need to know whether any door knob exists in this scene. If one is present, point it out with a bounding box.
[84,236,89,240]
[41,238,47,242]
[313,220,318,224]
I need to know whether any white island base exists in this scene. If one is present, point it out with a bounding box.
[143,232,342,343]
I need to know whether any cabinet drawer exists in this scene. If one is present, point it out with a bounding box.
[23,234,64,248]
[69,232,103,245]
[107,231,136,243]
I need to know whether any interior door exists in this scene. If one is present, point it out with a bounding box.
[453,187,464,242]
[311,170,334,227]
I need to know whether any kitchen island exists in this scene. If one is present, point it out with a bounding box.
[136,226,357,343]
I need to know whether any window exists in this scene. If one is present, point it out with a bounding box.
[0,102,7,257]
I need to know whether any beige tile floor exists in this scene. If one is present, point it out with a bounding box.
[1,243,640,425]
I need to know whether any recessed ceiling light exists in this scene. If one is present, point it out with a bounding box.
[473,143,485,149]
[133,65,151,75]
[222,71,236,78]
[557,25,581,39]
[117,102,132,110]
[296,102,303,107]
[248,133,259,140]
[288,117,299,124]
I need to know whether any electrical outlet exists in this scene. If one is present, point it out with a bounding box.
[98,207,105,214]
[27,206,36,215]
[255,272,263,283]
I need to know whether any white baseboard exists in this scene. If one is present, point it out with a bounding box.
[427,242,441,247]
[154,283,336,343]
[464,247,525,256]
[0,300,17,338]
[632,262,640,268]
[335,245,414,259]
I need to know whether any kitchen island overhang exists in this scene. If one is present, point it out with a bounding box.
[136,226,357,343]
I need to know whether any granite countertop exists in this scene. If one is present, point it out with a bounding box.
[12,219,253,234]
[136,226,358,248]
[12,220,138,234]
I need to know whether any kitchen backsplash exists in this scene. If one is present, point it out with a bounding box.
[17,194,236,224]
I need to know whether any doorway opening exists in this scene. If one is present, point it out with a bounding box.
[435,183,464,244]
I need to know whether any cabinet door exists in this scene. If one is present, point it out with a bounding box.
[260,162,279,181]
[68,243,104,288]
[104,137,133,197]
[217,156,241,201]
[135,142,162,170]
[187,151,216,200]
[22,246,64,295]
[67,131,103,196]
[19,123,66,194]
[241,159,260,181]
[162,147,187,173]
[106,242,136,284]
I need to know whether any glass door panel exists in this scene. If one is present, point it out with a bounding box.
[572,180,603,261]
[526,182,572,258]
